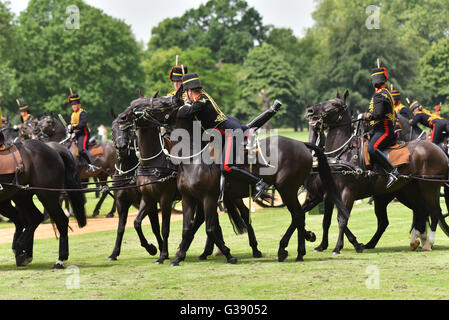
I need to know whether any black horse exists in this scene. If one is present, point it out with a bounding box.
[0,139,86,268]
[28,115,117,218]
[305,90,449,253]
[124,89,350,265]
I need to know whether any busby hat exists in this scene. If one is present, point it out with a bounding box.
[371,67,388,85]
[18,103,30,112]
[182,73,202,90]
[170,65,188,81]
[391,89,401,104]
[68,93,81,105]
[409,100,422,112]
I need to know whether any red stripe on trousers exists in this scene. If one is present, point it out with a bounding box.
[83,128,88,150]
[431,122,436,143]
[373,120,389,150]
[216,128,233,172]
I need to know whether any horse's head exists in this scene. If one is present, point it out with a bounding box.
[112,110,136,159]
[123,88,183,130]
[1,127,18,145]
[18,118,39,140]
[318,90,350,126]
[305,102,326,132]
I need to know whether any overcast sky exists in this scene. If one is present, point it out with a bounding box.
[8,0,317,43]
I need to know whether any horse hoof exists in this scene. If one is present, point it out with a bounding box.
[422,244,432,252]
[355,244,365,253]
[106,213,114,218]
[296,255,304,262]
[107,256,117,261]
[305,231,316,243]
[169,261,180,267]
[277,249,288,262]
[92,211,99,217]
[52,262,65,269]
[15,252,29,267]
[155,259,164,265]
[252,250,263,258]
[332,251,340,255]
[227,257,238,264]
[410,240,420,251]
[146,244,157,256]
[198,254,208,261]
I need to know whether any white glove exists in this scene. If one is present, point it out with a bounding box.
[357,113,364,120]
[67,124,73,133]
[13,125,18,130]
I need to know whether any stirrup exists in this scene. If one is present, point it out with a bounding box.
[217,174,225,204]
[253,180,269,201]
[87,164,100,172]
[386,169,400,189]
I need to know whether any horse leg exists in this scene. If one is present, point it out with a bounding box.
[314,196,334,252]
[36,192,69,269]
[134,198,157,256]
[277,186,306,262]
[12,196,43,267]
[332,188,354,255]
[155,195,173,264]
[203,196,237,264]
[108,193,131,261]
[106,193,116,218]
[0,200,24,256]
[363,194,394,249]
[419,182,441,251]
[233,198,262,258]
[170,195,198,266]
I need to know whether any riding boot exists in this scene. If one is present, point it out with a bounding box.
[81,150,99,172]
[226,166,269,201]
[246,100,282,130]
[372,149,400,189]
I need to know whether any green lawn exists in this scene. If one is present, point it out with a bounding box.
[1,199,449,300]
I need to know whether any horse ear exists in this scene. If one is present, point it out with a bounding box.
[343,89,349,103]
[305,100,310,108]
[139,89,144,98]
[152,91,159,99]
[336,90,341,99]
[175,85,184,104]
[110,108,117,120]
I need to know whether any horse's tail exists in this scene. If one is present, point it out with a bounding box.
[223,198,247,235]
[304,142,349,220]
[58,149,87,228]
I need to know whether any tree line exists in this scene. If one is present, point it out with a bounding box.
[1,0,448,130]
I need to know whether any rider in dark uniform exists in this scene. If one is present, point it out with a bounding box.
[363,66,400,189]
[68,92,98,172]
[391,89,410,119]
[411,102,449,148]
[13,103,34,130]
[177,73,280,201]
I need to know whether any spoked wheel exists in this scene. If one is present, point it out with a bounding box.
[438,185,449,237]
[254,186,286,208]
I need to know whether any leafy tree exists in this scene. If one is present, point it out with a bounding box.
[15,0,143,125]
[142,46,241,115]
[415,38,449,116]
[237,44,302,130]
[147,0,267,63]
[0,1,21,111]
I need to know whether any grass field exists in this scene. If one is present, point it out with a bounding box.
[2,129,449,301]
[1,199,449,300]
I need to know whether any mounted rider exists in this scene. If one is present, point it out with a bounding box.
[362,65,400,189]
[410,101,449,148]
[177,73,280,201]
[12,101,34,130]
[67,92,99,172]
[391,89,410,120]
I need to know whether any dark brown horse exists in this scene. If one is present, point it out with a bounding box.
[125,90,350,265]
[305,90,449,252]
[27,115,117,217]
[0,139,86,268]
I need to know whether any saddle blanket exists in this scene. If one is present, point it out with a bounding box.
[0,144,23,175]
[363,143,410,167]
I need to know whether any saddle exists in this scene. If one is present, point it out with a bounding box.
[362,139,410,167]
[0,144,23,175]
